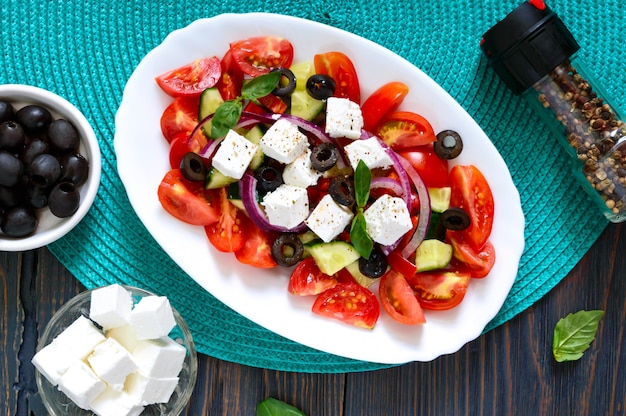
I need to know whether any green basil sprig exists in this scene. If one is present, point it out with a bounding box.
[350,160,373,259]
[210,71,282,138]
[256,397,306,416]
[552,309,604,362]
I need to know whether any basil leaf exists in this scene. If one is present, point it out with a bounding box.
[552,309,604,362]
[354,160,371,208]
[256,397,306,416]
[350,212,373,259]
[242,71,282,101]
[211,99,243,138]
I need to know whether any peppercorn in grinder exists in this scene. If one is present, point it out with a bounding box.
[480,0,626,222]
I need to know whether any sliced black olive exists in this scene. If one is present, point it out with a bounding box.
[48,182,80,218]
[440,207,470,230]
[359,246,388,278]
[306,74,336,100]
[180,152,207,182]
[271,67,297,97]
[271,233,304,267]
[434,130,463,159]
[255,165,283,194]
[310,142,339,172]
[328,175,355,207]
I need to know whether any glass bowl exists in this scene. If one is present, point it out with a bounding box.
[35,285,197,416]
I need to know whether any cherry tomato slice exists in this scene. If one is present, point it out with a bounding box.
[397,144,450,189]
[406,271,471,310]
[216,49,244,100]
[386,249,417,278]
[312,282,380,329]
[230,36,294,77]
[448,165,495,250]
[376,111,436,150]
[379,270,426,325]
[361,81,409,132]
[155,56,222,98]
[234,218,277,268]
[449,238,496,278]
[288,257,338,296]
[205,187,248,253]
[157,169,220,226]
[313,52,361,104]
[168,130,208,170]
[257,94,288,114]
[160,96,199,143]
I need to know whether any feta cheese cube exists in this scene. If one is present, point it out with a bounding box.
[31,340,80,386]
[87,338,137,391]
[305,194,354,242]
[344,136,394,170]
[261,184,309,229]
[89,284,133,330]
[129,296,176,340]
[125,371,179,406]
[363,194,413,245]
[282,148,321,187]
[107,324,140,352]
[131,336,186,379]
[211,129,259,179]
[55,315,106,360]
[58,361,107,410]
[259,118,309,164]
[324,97,364,140]
[89,388,145,416]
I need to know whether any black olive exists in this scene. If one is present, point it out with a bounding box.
[359,246,388,278]
[28,153,61,189]
[0,100,15,123]
[0,121,25,152]
[0,185,25,209]
[434,130,463,159]
[20,138,49,167]
[310,142,339,172]
[255,166,283,194]
[328,175,355,207]
[48,119,80,152]
[179,152,207,182]
[0,151,24,187]
[440,207,471,230]
[27,185,48,209]
[15,104,52,134]
[60,152,89,186]
[48,182,80,218]
[306,74,336,100]
[271,233,305,267]
[271,67,297,97]
[1,205,38,237]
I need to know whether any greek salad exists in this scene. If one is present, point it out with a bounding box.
[154,36,496,329]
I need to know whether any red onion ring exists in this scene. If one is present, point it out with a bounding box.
[396,155,431,258]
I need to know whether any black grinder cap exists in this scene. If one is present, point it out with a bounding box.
[480,0,580,95]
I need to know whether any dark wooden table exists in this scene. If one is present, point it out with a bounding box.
[2,222,625,416]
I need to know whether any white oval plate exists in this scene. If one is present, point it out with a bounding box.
[114,13,525,364]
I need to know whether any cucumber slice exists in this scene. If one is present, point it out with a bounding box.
[414,239,453,272]
[244,125,265,170]
[428,187,451,213]
[345,260,380,288]
[288,61,325,121]
[198,87,224,137]
[307,241,361,276]
[290,61,315,92]
[205,167,237,190]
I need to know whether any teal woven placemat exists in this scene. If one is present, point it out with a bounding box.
[2,0,620,372]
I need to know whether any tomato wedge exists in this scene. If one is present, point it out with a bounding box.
[157,169,220,226]
[361,81,409,132]
[230,36,294,77]
[234,218,277,268]
[398,144,450,188]
[448,165,495,250]
[288,257,338,296]
[160,96,199,143]
[313,51,361,104]
[379,270,426,325]
[376,111,436,150]
[168,130,208,170]
[216,49,244,100]
[449,238,496,278]
[406,271,471,310]
[155,56,222,98]
[205,187,248,253]
[312,283,380,329]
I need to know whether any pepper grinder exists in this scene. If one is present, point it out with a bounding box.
[480,0,626,222]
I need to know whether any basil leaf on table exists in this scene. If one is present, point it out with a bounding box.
[256,397,306,416]
[552,310,604,362]
[211,99,243,138]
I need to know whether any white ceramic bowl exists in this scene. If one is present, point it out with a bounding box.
[0,84,101,251]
